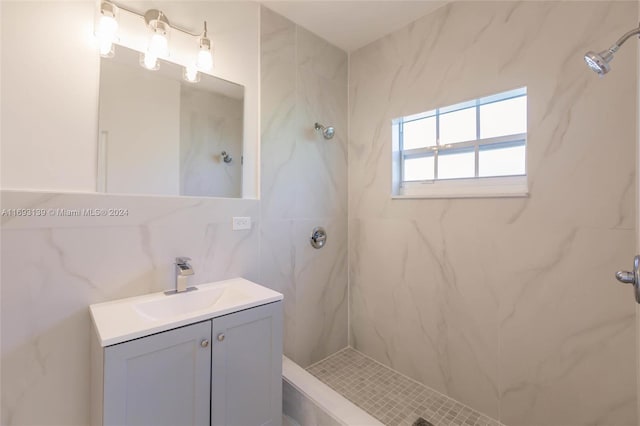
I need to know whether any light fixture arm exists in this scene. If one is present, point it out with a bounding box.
[199,21,211,50]
[98,0,215,79]
[103,0,205,37]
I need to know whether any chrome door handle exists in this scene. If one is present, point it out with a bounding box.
[615,255,640,303]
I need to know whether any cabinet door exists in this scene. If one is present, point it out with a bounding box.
[211,301,283,426]
[103,321,212,426]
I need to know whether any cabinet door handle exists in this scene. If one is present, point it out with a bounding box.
[200,339,209,348]
[217,333,225,342]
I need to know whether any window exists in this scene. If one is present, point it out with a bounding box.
[392,87,527,198]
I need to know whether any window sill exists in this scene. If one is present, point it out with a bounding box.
[393,176,528,199]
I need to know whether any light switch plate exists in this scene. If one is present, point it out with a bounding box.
[232,217,251,230]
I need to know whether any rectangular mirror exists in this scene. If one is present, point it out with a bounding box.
[98,44,244,198]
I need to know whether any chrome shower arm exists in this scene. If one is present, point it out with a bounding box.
[610,23,640,52]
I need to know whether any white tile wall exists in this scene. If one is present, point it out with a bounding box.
[260,7,349,367]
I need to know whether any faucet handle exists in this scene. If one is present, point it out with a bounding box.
[175,257,192,265]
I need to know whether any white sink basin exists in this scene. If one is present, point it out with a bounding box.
[134,286,226,320]
[90,278,283,347]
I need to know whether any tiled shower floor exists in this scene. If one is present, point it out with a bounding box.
[306,348,502,426]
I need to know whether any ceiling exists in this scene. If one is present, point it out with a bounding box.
[260,1,448,52]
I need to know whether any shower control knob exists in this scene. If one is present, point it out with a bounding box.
[310,227,327,249]
[616,270,635,284]
[217,333,225,342]
[200,339,209,348]
[615,255,640,304]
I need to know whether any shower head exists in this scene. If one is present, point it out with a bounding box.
[315,122,335,140]
[584,49,614,76]
[584,23,640,77]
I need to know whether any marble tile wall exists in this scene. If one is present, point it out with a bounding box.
[260,7,349,367]
[0,191,260,425]
[348,1,637,425]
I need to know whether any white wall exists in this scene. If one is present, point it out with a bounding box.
[1,2,99,191]
[259,7,349,367]
[1,1,260,198]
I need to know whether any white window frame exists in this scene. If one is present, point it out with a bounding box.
[392,87,528,199]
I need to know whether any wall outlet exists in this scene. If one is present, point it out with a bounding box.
[232,217,251,230]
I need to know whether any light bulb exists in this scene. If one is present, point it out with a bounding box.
[97,14,118,38]
[196,48,213,72]
[183,65,200,83]
[140,52,159,71]
[95,12,118,58]
[148,32,168,58]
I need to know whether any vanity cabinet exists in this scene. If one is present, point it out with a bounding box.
[103,321,212,426]
[91,300,283,426]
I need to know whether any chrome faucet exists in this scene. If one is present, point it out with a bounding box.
[173,257,195,294]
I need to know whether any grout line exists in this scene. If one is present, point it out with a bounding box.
[309,347,504,426]
[354,347,500,423]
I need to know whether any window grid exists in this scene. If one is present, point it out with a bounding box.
[398,91,526,184]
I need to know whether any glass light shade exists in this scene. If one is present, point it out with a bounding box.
[183,65,200,83]
[140,52,159,71]
[148,32,169,58]
[97,14,118,37]
[196,48,213,72]
[95,14,118,58]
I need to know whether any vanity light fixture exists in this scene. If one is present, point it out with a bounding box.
[141,9,170,71]
[196,22,214,72]
[96,1,214,81]
[95,2,119,58]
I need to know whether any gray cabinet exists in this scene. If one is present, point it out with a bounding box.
[103,321,212,426]
[211,302,282,426]
[92,301,283,426]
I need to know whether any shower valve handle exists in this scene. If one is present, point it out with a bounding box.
[616,271,635,284]
[615,255,640,304]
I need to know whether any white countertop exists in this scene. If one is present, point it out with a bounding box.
[90,278,283,347]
